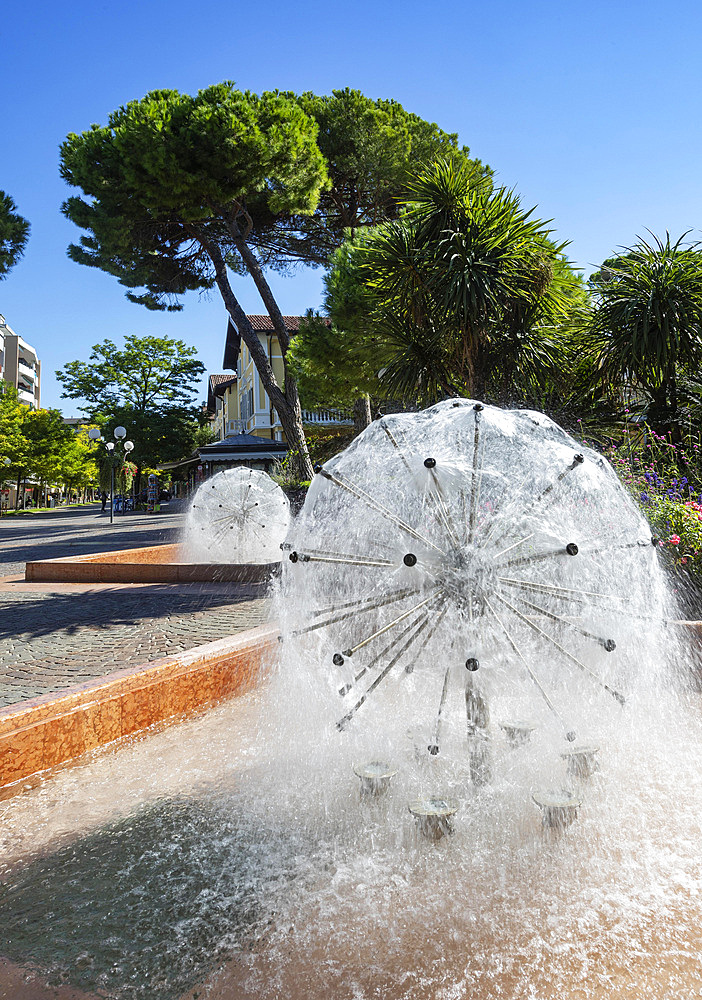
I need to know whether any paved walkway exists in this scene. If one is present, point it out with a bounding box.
[0,504,272,709]
[0,502,186,577]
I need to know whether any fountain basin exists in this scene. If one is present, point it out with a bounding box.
[24,543,280,584]
[0,623,278,797]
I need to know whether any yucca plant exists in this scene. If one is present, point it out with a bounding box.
[588,233,702,422]
[355,158,581,400]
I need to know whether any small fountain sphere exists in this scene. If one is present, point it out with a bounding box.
[184,467,290,564]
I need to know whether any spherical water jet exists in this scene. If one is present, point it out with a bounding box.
[277,399,674,841]
[183,467,289,564]
[2,401,698,1000]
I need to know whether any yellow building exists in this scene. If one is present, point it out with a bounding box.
[209,315,352,443]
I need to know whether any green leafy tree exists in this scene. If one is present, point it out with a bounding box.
[0,386,27,464]
[56,335,205,414]
[56,429,99,500]
[0,386,29,504]
[57,335,207,488]
[290,310,384,416]
[587,233,702,421]
[22,408,75,504]
[284,90,491,429]
[100,406,207,476]
[275,88,491,265]
[60,83,328,479]
[0,191,30,279]
[60,84,491,468]
[332,159,580,404]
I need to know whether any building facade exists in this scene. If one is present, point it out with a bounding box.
[0,315,41,408]
[210,315,352,443]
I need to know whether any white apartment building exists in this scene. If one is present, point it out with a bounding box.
[0,314,41,408]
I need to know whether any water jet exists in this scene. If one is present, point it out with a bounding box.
[532,788,582,830]
[499,719,537,747]
[561,742,600,780]
[352,760,397,797]
[408,797,459,839]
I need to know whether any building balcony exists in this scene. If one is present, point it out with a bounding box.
[302,408,353,426]
[18,359,36,380]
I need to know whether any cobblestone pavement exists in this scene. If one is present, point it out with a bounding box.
[0,504,274,710]
[0,583,271,708]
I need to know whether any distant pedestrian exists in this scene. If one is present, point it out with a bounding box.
[101,490,108,511]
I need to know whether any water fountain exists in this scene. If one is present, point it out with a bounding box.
[1,400,700,1000]
[25,467,290,584]
[279,399,665,813]
[183,467,290,565]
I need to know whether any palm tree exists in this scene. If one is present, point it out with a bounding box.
[588,233,702,421]
[355,159,580,402]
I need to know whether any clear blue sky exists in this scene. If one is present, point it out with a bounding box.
[2,0,701,410]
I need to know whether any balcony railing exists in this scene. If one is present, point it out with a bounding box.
[18,359,36,379]
[302,408,353,425]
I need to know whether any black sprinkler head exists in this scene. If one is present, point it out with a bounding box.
[289,552,299,563]
[403,553,417,567]
[424,457,436,468]
[566,731,577,742]
[465,657,480,671]
[604,638,616,652]
[566,542,579,556]
[574,453,585,464]
[427,744,440,756]
[333,653,345,667]
[313,464,322,474]
[473,403,484,412]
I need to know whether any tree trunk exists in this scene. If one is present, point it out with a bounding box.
[204,241,314,480]
[353,395,372,434]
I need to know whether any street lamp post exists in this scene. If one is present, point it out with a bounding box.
[105,442,115,524]
[89,426,134,525]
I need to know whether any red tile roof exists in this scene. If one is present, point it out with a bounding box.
[245,315,306,332]
[207,373,237,412]
[222,314,329,371]
[209,373,237,390]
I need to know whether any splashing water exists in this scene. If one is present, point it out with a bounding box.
[183,467,289,564]
[1,402,700,999]
[279,400,672,765]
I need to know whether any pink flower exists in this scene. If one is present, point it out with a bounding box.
[669,535,681,545]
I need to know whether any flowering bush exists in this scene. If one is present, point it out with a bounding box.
[580,423,702,573]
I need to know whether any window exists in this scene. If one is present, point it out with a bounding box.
[240,386,255,422]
